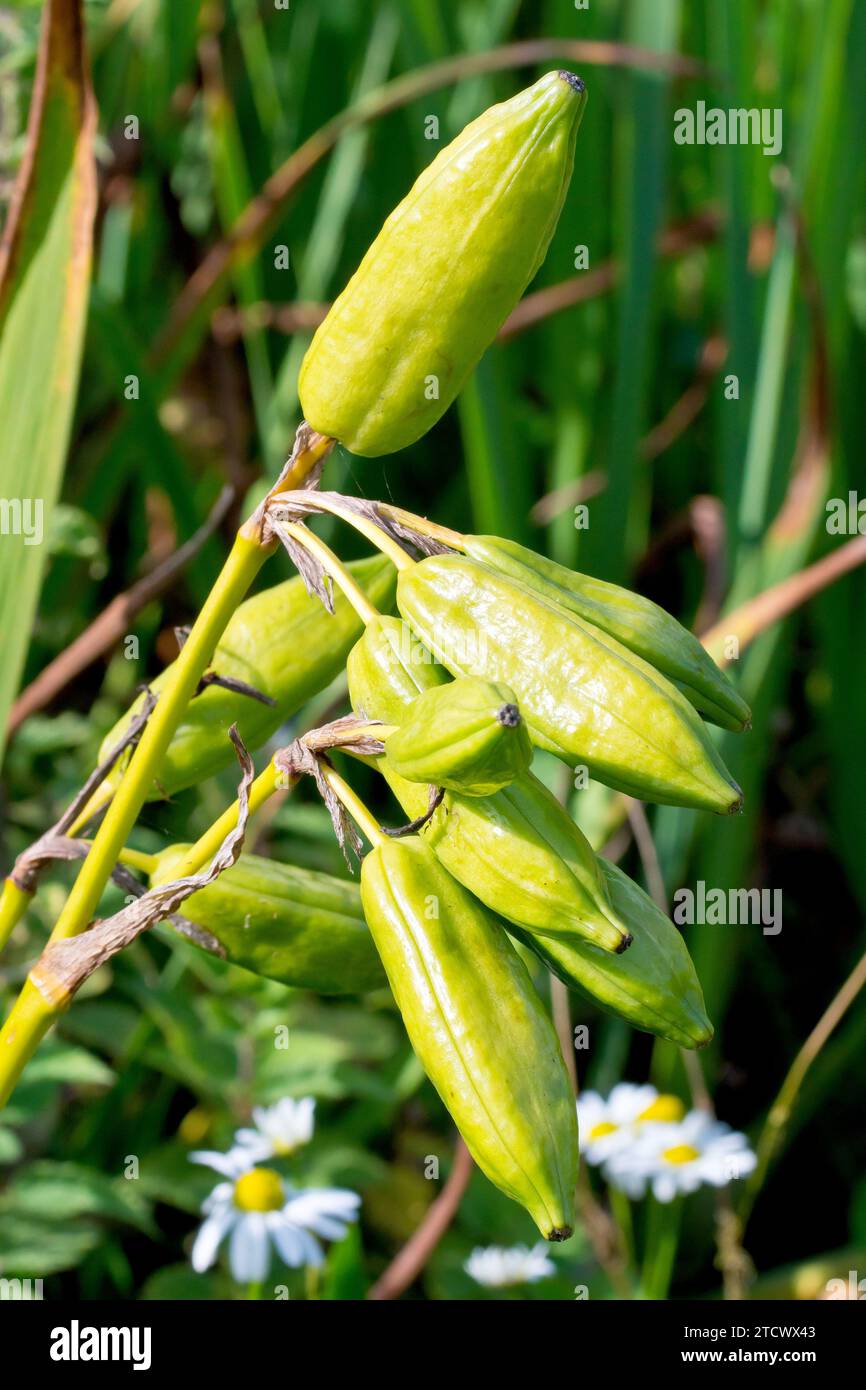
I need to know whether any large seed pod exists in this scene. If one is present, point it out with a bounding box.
[100,556,395,800]
[348,616,630,956]
[397,555,742,814]
[361,835,579,1239]
[463,534,751,732]
[383,675,532,796]
[509,857,713,1050]
[299,72,586,457]
[151,846,386,995]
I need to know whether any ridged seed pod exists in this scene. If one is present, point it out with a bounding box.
[509,857,713,1050]
[299,72,587,456]
[361,835,579,1238]
[150,846,386,995]
[397,555,742,814]
[348,616,630,955]
[383,676,532,795]
[463,534,751,732]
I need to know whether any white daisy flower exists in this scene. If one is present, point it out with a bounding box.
[603,1109,757,1203]
[189,1148,360,1282]
[464,1243,556,1288]
[234,1096,316,1162]
[577,1083,686,1165]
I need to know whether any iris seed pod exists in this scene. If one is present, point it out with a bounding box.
[361,835,579,1238]
[100,556,395,800]
[396,555,743,814]
[298,72,587,456]
[383,675,532,795]
[150,846,386,995]
[348,616,631,955]
[462,534,751,732]
[509,857,713,1050]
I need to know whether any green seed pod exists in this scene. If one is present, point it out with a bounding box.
[150,845,386,995]
[462,534,751,732]
[509,857,712,1050]
[397,555,742,814]
[361,835,578,1238]
[100,556,396,800]
[298,72,587,457]
[383,676,532,796]
[348,616,630,955]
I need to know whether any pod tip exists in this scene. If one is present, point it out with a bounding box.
[615,931,634,956]
[726,787,744,816]
[497,703,521,728]
[546,1224,574,1243]
[557,70,586,95]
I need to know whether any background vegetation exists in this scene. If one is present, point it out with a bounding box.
[0,0,864,1300]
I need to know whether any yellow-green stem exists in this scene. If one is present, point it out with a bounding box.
[168,758,287,880]
[319,764,385,849]
[281,521,380,625]
[54,533,268,943]
[115,847,160,876]
[0,530,271,1109]
[289,493,414,572]
[0,879,33,953]
[278,427,334,493]
[376,502,465,551]
[67,780,116,839]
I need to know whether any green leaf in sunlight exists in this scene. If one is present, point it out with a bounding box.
[0,0,97,765]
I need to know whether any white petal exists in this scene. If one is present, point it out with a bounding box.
[191,1208,237,1273]
[652,1171,680,1203]
[189,1149,244,1177]
[267,1215,307,1268]
[234,1126,264,1146]
[201,1183,233,1214]
[284,1188,361,1226]
[190,1148,252,1179]
[300,1228,326,1268]
[229,1213,270,1283]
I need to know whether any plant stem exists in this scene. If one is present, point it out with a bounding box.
[287,493,414,572]
[59,534,268,943]
[376,503,465,551]
[0,879,33,953]
[281,521,380,624]
[0,530,272,1110]
[319,764,385,849]
[275,427,334,493]
[608,1186,636,1267]
[367,1138,473,1300]
[66,781,117,838]
[739,944,866,1229]
[167,759,288,879]
[115,847,159,875]
[641,1195,683,1300]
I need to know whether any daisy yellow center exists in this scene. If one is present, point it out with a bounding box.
[233,1167,284,1212]
[638,1094,686,1124]
[662,1144,700,1166]
[588,1121,619,1140]
[272,1138,298,1156]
